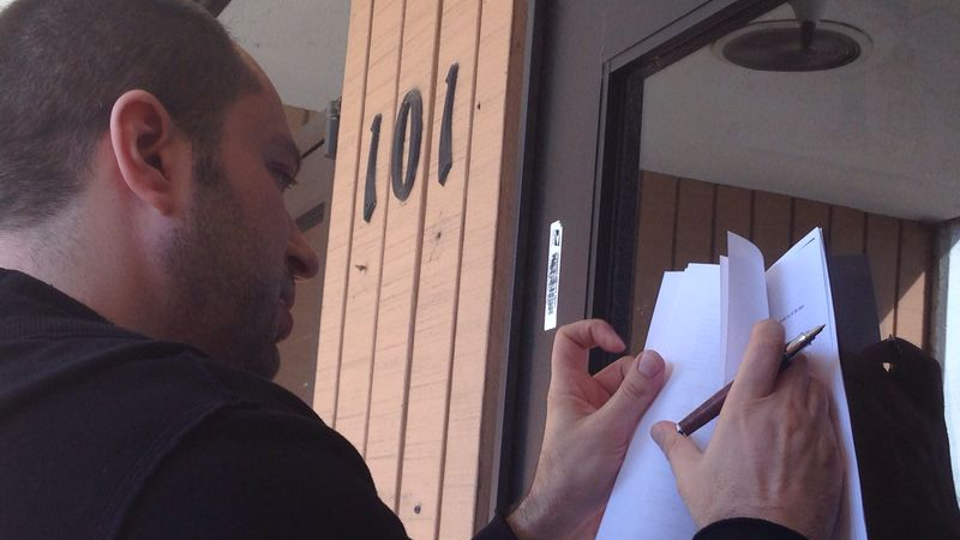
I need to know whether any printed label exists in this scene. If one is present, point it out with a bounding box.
[544,220,563,331]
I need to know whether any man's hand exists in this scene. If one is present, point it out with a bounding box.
[507,319,667,540]
[651,320,843,540]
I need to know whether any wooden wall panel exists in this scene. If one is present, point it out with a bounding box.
[314,1,375,422]
[713,185,752,261]
[866,215,900,338]
[633,170,936,354]
[438,1,525,535]
[366,0,444,511]
[751,191,792,262]
[631,172,677,349]
[393,0,484,533]
[792,198,831,244]
[830,206,866,255]
[897,220,932,348]
[335,0,407,452]
[315,0,524,535]
[673,178,716,268]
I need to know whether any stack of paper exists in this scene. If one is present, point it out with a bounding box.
[595,228,866,540]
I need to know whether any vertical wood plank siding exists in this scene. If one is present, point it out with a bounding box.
[396,0,483,535]
[439,1,526,535]
[366,0,445,513]
[314,1,375,421]
[313,1,525,536]
[335,0,407,454]
[631,171,936,352]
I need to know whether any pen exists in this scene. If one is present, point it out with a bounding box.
[675,324,826,437]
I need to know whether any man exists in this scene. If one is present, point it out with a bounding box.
[0,0,842,539]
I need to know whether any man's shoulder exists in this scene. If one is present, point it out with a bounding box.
[0,327,334,540]
[3,319,314,416]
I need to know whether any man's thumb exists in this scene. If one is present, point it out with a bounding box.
[651,420,702,472]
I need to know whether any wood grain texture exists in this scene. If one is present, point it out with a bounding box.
[438,1,525,534]
[390,0,484,531]
[830,206,866,255]
[318,0,524,533]
[631,173,936,356]
[866,215,900,338]
[631,172,677,349]
[896,220,932,348]
[313,0,375,422]
[751,191,792,265]
[334,0,407,452]
[673,178,715,268]
[713,185,752,260]
[792,198,831,245]
[366,0,444,511]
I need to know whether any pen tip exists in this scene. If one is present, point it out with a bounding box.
[811,324,826,336]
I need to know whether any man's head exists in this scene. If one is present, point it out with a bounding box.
[0,0,259,229]
[0,0,320,378]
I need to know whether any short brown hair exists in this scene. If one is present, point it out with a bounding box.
[0,0,261,230]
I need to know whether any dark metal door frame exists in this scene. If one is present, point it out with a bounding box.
[500,0,785,508]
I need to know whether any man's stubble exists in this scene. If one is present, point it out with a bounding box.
[160,150,284,379]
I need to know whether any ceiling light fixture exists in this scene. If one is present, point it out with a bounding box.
[712,0,872,72]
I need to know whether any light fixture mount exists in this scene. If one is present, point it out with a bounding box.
[713,20,871,72]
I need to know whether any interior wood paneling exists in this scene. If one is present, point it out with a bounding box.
[897,220,933,348]
[631,171,678,349]
[751,191,793,263]
[713,185,752,261]
[632,171,935,352]
[865,215,900,338]
[674,178,716,269]
[792,198,831,244]
[831,206,867,255]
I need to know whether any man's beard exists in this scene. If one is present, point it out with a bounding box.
[160,152,284,379]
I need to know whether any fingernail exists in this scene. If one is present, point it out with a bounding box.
[638,351,664,378]
[650,423,666,448]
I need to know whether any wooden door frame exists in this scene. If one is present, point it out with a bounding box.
[499,0,785,508]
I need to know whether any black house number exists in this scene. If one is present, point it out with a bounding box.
[362,63,460,223]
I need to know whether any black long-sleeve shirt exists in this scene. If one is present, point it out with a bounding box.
[0,269,803,540]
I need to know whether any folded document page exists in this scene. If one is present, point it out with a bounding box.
[595,228,866,540]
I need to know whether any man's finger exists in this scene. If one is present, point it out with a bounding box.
[551,319,626,375]
[594,353,653,397]
[651,420,702,481]
[725,319,785,406]
[593,351,666,442]
[774,353,811,396]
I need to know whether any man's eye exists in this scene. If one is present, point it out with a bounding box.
[273,168,298,192]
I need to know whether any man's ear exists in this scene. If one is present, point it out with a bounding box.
[109,90,187,216]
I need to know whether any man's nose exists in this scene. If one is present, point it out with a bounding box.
[286,215,320,279]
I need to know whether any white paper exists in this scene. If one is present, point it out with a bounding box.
[765,228,867,540]
[597,228,867,540]
[596,265,722,540]
[723,233,769,382]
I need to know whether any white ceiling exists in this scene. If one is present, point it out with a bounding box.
[641,0,960,221]
[0,1,349,113]
[219,0,349,113]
